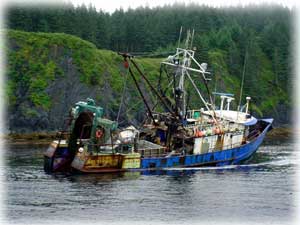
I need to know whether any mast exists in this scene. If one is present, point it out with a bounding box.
[177,29,195,117]
[177,26,183,48]
[162,29,217,123]
[119,29,218,126]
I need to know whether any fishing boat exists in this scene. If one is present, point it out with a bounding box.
[44,30,273,174]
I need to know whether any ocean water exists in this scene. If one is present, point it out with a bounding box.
[2,140,299,224]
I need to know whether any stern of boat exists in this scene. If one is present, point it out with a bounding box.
[44,140,73,173]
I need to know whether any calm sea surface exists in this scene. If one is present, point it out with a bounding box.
[2,140,299,224]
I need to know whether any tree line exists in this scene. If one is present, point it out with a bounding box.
[6,3,292,52]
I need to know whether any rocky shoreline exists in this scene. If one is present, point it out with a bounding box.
[5,132,58,145]
[263,126,294,144]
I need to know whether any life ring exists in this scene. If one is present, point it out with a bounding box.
[95,129,103,139]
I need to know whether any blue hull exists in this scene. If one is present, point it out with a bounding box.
[139,118,273,170]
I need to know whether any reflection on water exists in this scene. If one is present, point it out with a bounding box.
[3,141,299,224]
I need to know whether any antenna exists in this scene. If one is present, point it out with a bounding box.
[185,29,190,49]
[190,29,195,49]
[177,26,183,48]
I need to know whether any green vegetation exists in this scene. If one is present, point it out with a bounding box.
[6,30,161,114]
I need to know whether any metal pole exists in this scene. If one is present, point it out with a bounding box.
[238,48,248,111]
[177,26,183,48]
[110,129,114,154]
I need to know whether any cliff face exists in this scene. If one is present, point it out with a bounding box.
[6,30,161,133]
[6,30,291,133]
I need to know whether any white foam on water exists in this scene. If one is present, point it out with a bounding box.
[163,164,239,171]
[162,157,298,172]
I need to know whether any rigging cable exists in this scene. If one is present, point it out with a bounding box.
[117,62,130,123]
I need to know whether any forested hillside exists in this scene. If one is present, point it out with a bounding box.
[6,30,163,133]
[5,3,293,132]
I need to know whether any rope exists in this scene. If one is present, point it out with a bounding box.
[117,101,144,125]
